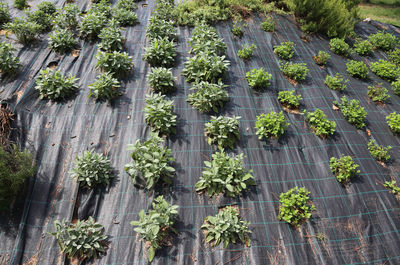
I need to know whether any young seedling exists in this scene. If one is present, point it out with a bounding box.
[0,42,21,76]
[353,39,373,56]
[280,62,309,82]
[246,68,272,89]
[392,78,400,96]
[370,59,399,81]
[303,109,336,138]
[144,93,177,135]
[346,60,369,79]
[386,112,400,134]
[368,139,391,163]
[88,72,121,101]
[255,111,289,139]
[261,16,275,32]
[368,83,390,103]
[98,26,125,52]
[182,52,229,83]
[313,51,330,66]
[96,50,133,77]
[329,38,350,56]
[187,81,229,113]
[333,96,367,129]
[388,48,400,66]
[6,18,42,44]
[204,115,241,149]
[48,29,77,54]
[384,180,400,200]
[330,154,360,184]
[143,37,177,67]
[232,22,244,38]
[278,90,302,110]
[0,2,11,28]
[325,73,348,91]
[35,68,79,101]
[189,23,226,56]
[237,44,257,60]
[147,67,176,94]
[274,41,295,60]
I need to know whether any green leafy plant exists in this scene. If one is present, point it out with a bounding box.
[50,217,108,261]
[79,11,108,40]
[384,180,400,199]
[392,78,400,96]
[88,72,121,101]
[368,139,391,163]
[53,4,80,29]
[37,1,57,15]
[304,109,336,138]
[237,44,257,60]
[313,51,330,66]
[388,48,400,66]
[195,151,255,197]
[255,111,289,139]
[232,22,243,38]
[274,41,295,60]
[188,23,226,56]
[0,2,11,28]
[143,37,177,67]
[333,96,367,129]
[144,93,177,135]
[98,26,125,52]
[48,29,77,54]
[90,1,112,18]
[147,67,176,94]
[26,9,53,32]
[201,206,251,247]
[70,150,112,188]
[261,16,274,32]
[182,52,229,83]
[204,115,240,149]
[96,51,133,77]
[278,186,315,227]
[14,0,27,10]
[367,83,390,103]
[368,31,399,51]
[330,154,360,184]
[6,18,42,44]
[146,17,176,41]
[125,133,175,190]
[113,8,138,27]
[325,73,348,91]
[246,68,272,89]
[131,196,178,262]
[278,90,302,109]
[187,81,229,113]
[329,38,350,56]
[370,60,399,81]
[0,42,21,76]
[386,112,400,134]
[116,0,137,11]
[35,68,79,101]
[280,62,309,82]
[353,39,373,56]
[346,60,368,79]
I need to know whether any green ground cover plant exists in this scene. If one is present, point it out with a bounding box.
[53,4,80,29]
[246,68,272,89]
[187,81,229,113]
[182,52,229,83]
[147,67,176,94]
[96,51,133,77]
[48,29,77,54]
[98,26,125,52]
[330,154,360,184]
[113,8,138,27]
[386,112,400,133]
[353,39,373,56]
[146,17,176,41]
[144,93,177,135]
[392,78,400,95]
[35,68,79,101]
[6,18,42,44]
[232,22,244,38]
[79,10,108,40]
[278,90,302,109]
[384,180,400,199]
[325,73,348,91]
[204,115,240,149]
[261,16,275,32]
[0,2,11,28]
[281,62,309,82]
[367,83,390,103]
[88,72,121,101]
[346,60,369,79]
[0,42,21,76]
[237,44,257,60]
[255,111,289,139]
[370,59,399,81]
[14,0,27,10]
[274,41,295,60]
[143,37,177,67]
[368,139,391,163]
[388,48,400,66]
[368,31,398,51]
[189,23,226,56]
[330,38,350,56]
[313,51,330,66]
[333,96,367,129]
[304,109,336,138]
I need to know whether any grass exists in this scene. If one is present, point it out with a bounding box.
[359,0,400,27]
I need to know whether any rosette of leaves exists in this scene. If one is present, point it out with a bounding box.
[386,112,400,134]
[188,23,226,56]
[182,52,229,84]
[187,81,229,113]
[255,111,289,139]
[330,155,360,184]
[280,62,309,82]
[329,38,350,56]
[368,83,390,103]
[70,150,112,188]
[0,42,21,76]
[125,133,175,190]
[96,50,133,77]
[353,39,373,56]
[370,60,399,81]
[278,187,315,227]
[50,217,108,261]
[274,41,295,60]
[303,109,336,138]
[346,60,369,79]
[325,73,348,91]
[6,18,42,44]
[143,37,176,67]
[246,68,272,89]
[113,8,138,27]
[368,31,399,51]
[144,93,177,135]
[261,16,274,32]
[88,72,121,101]
[333,96,367,129]
[48,29,77,54]
[195,151,255,197]
[0,2,11,29]
[131,196,178,262]
[35,68,79,101]
[278,90,302,109]
[368,139,391,163]
[98,26,124,52]
[237,44,257,60]
[79,11,108,40]
[388,48,400,66]
[201,206,251,248]
[146,17,176,41]
[313,51,330,66]
[392,78,400,95]
[147,67,176,94]
[204,116,240,149]
[53,4,80,30]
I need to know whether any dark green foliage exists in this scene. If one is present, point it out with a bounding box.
[392,78,400,96]
[195,151,255,197]
[333,96,367,129]
[367,83,390,103]
[143,37,177,67]
[6,18,42,44]
[261,16,275,32]
[0,145,35,210]
[313,51,330,66]
[325,73,348,91]
[346,60,368,79]
[144,93,177,135]
[26,10,52,33]
[14,0,27,10]
[146,17,176,41]
[88,72,121,101]
[255,111,289,139]
[329,38,350,56]
[368,31,399,51]
[147,67,176,94]
[232,22,243,38]
[386,112,400,133]
[48,29,77,54]
[131,196,178,262]
[125,133,175,190]
[50,217,108,261]
[98,26,125,52]
[53,4,80,29]
[246,68,272,89]
[280,62,309,82]
[330,155,360,184]
[0,42,21,76]
[237,44,257,60]
[187,81,229,113]
[388,48,400,66]
[304,109,336,138]
[189,23,226,56]
[37,1,57,15]
[182,52,229,83]
[0,2,11,28]
[96,51,133,77]
[368,139,391,163]
[116,0,137,11]
[278,90,302,109]
[353,39,373,56]
[113,8,138,27]
[201,206,251,248]
[79,11,108,40]
[274,41,295,60]
[35,68,79,101]
[370,59,399,81]
[278,186,315,227]
[204,115,241,149]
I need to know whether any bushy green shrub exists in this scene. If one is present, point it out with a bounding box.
[392,78,400,95]
[368,139,391,163]
[98,26,124,52]
[237,44,257,60]
[386,112,400,133]
[88,72,121,101]
[232,22,243,38]
[14,0,27,10]
[131,196,178,262]
[278,90,302,109]
[367,83,390,103]
[196,151,255,197]
[187,81,229,113]
[113,8,138,27]
[189,23,226,56]
[0,2,11,28]
[0,42,21,76]
[274,41,295,60]
[202,206,251,247]
[261,16,275,32]
[53,4,80,29]
[353,39,373,56]
[370,60,399,81]
[278,186,315,227]
[313,51,330,66]
[48,29,77,54]
[90,1,112,17]
[147,67,175,94]
[304,109,336,138]
[246,68,272,89]
[255,111,289,139]
[96,51,133,77]
[204,115,240,149]
[325,73,348,91]
[329,38,350,56]
[388,48,400,66]
[79,11,108,40]
[384,180,400,198]
[146,17,176,41]
[143,37,176,67]
[368,31,398,51]
[50,217,108,261]
[330,154,360,184]
[346,60,368,79]
[37,1,57,15]
[182,52,229,83]
[125,133,175,189]
[35,68,79,101]
[144,93,177,135]
[333,96,366,129]
[6,18,42,44]
[281,62,309,82]
[26,9,53,33]
[116,0,137,11]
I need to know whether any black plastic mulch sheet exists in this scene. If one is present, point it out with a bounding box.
[1,0,400,264]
